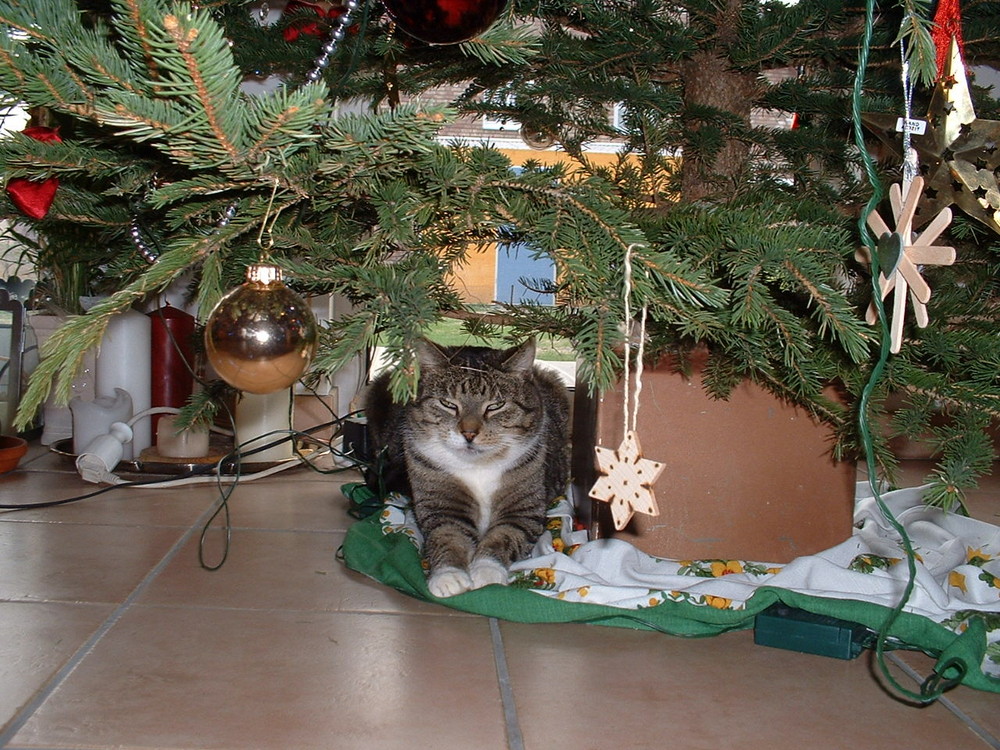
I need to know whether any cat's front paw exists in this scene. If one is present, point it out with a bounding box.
[427,566,473,598]
[469,557,508,589]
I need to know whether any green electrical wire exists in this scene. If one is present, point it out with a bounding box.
[850,0,967,703]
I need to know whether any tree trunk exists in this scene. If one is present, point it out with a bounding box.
[679,4,759,202]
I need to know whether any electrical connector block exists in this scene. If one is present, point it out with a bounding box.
[754,603,868,660]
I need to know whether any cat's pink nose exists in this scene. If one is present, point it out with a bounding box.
[461,430,478,443]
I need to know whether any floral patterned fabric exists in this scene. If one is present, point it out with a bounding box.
[358,482,1000,689]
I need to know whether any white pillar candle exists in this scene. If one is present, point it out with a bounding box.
[28,313,97,446]
[95,309,151,459]
[235,388,293,463]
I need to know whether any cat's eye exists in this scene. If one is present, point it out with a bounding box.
[438,398,458,412]
[485,401,506,414]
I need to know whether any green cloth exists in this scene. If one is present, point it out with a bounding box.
[341,509,1000,696]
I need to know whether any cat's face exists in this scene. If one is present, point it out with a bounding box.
[407,340,541,462]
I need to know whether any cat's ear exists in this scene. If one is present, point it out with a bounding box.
[414,338,450,370]
[502,338,536,373]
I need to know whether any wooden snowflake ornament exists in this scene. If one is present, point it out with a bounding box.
[856,175,956,353]
[589,430,666,530]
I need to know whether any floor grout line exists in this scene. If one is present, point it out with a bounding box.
[886,653,1000,749]
[489,617,525,750]
[0,499,226,747]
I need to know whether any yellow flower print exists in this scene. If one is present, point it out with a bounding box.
[557,586,589,600]
[552,537,565,553]
[534,568,557,585]
[648,597,661,607]
[546,518,562,531]
[968,547,994,566]
[704,595,733,609]
[949,571,968,594]
[710,560,744,577]
[766,567,782,575]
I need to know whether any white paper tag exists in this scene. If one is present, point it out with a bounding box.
[895,117,927,135]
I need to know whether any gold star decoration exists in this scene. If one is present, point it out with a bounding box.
[863,37,1000,234]
[856,175,956,353]
[589,430,666,530]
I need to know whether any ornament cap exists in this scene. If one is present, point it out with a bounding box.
[246,263,283,286]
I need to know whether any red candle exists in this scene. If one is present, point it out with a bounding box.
[148,304,196,434]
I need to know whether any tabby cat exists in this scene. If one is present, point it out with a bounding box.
[364,338,570,597]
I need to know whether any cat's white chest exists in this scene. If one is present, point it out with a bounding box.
[461,465,504,535]
[418,438,517,535]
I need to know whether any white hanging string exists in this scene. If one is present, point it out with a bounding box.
[621,243,649,439]
[622,245,633,439]
[633,303,647,432]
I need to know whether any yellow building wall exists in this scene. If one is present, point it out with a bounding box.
[449,243,498,305]
[497,148,625,169]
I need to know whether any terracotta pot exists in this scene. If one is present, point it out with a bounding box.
[571,350,856,563]
[0,435,28,474]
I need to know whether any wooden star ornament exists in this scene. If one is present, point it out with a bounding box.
[855,175,956,353]
[589,430,666,530]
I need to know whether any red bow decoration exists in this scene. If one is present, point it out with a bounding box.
[282,1,345,42]
[932,0,965,79]
[6,126,62,220]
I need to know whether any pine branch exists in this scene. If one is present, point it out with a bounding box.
[111,0,169,85]
[154,9,246,160]
[894,0,937,87]
[456,22,541,67]
[0,136,150,183]
[244,82,328,161]
[4,0,1000,507]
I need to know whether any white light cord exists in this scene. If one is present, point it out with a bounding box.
[127,406,234,436]
[135,450,325,488]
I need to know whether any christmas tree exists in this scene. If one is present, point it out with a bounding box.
[1,0,999,508]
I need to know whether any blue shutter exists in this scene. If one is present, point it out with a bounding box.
[495,241,555,305]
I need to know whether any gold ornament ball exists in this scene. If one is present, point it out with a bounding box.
[205,264,318,394]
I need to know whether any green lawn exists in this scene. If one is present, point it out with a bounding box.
[422,317,576,362]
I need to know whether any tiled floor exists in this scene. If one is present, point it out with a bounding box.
[0,443,997,749]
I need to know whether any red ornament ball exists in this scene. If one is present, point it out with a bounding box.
[383,0,507,45]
